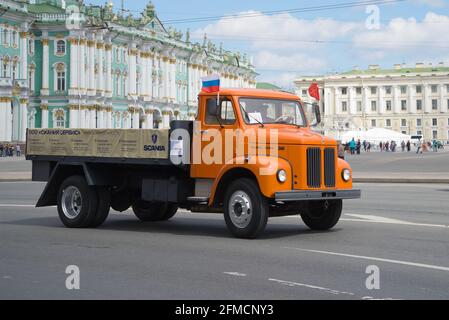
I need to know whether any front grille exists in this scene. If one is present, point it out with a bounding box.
[307,148,321,188]
[307,147,336,188]
[324,148,336,187]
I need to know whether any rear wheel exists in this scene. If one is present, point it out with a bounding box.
[223,178,269,239]
[89,187,111,228]
[57,176,98,228]
[132,201,178,222]
[300,200,342,230]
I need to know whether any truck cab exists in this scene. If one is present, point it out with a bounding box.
[27,88,360,239]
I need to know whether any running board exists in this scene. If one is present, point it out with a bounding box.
[187,197,209,203]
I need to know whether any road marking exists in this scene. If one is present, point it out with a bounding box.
[224,272,247,277]
[344,214,448,228]
[269,278,355,296]
[282,247,449,272]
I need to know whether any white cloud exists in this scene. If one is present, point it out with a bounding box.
[193,11,358,87]
[353,12,449,51]
[413,0,447,8]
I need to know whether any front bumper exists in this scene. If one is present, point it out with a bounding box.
[275,189,361,202]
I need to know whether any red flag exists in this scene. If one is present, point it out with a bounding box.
[308,83,320,101]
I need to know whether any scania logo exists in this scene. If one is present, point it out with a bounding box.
[152,134,158,144]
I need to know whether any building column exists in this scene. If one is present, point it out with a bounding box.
[19,99,28,142]
[348,86,356,115]
[41,38,50,96]
[162,56,170,102]
[90,106,97,128]
[0,98,8,141]
[170,57,177,103]
[409,85,416,114]
[162,110,171,129]
[69,37,79,94]
[129,47,137,97]
[41,104,49,128]
[96,42,104,94]
[145,109,154,129]
[393,85,401,114]
[440,84,446,113]
[79,106,86,128]
[87,39,96,96]
[79,39,86,95]
[105,44,112,97]
[20,32,28,80]
[97,107,104,128]
[106,107,112,128]
[424,84,432,113]
[69,105,78,128]
[379,86,385,114]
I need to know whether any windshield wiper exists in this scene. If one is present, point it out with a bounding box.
[240,106,265,128]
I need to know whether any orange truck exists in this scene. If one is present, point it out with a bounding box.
[26,89,360,239]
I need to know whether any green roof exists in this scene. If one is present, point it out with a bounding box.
[342,66,449,76]
[256,82,281,90]
[28,4,69,14]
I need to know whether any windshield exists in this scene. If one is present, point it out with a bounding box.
[239,98,307,127]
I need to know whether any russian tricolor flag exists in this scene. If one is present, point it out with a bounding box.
[201,75,220,93]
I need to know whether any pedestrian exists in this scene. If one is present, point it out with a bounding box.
[0,144,3,157]
[367,142,371,152]
[401,141,406,152]
[356,140,361,155]
[406,141,411,152]
[379,142,383,152]
[349,138,356,155]
[16,144,21,157]
[363,140,367,152]
[385,141,389,152]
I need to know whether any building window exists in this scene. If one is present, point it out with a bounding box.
[356,87,362,95]
[416,85,422,94]
[431,85,438,94]
[447,85,449,93]
[433,130,438,139]
[12,30,18,48]
[11,62,17,80]
[385,119,391,127]
[1,57,10,77]
[28,65,35,91]
[417,130,422,136]
[28,38,35,55]
[370,87,377,95]
[400,86,407,94]
[432,99,438,110]
[341,87,347,95]
[341,101,347,112]
[371,120,376,127]
[432,118,438,127]
[401,119,407,127]
[417,119,422,127]
[55,63,66,92]
[53,110,66,128]
[2,28,9,47]
[302,89,307,96]
[370,101,376,112]
[401,100,407,111]
[386,100,392,111]
[56,40,66,56]
[385,86,392,95]
[356,101,362,112]
[417,100,422,111]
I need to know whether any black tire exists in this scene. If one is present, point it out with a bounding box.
[132,201,178,222]
[300,200,343,231]
[223,178,269,239]
[57,175,98,228]
[89,187,111,228]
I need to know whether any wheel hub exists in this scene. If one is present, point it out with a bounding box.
[229,191,252,229]
[61,186,82,219]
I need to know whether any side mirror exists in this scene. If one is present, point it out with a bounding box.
[311,103,321,127]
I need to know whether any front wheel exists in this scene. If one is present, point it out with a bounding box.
[223,178,269,239]
[300,200,342,231]
[132,201,178,222]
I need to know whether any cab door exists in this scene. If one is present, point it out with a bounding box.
[190,96,239,179]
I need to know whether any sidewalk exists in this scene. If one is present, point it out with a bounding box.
[353,172,449,184]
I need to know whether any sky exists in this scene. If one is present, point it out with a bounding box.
[84,0,449,89]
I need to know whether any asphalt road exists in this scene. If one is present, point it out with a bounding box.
[0,182,448,300]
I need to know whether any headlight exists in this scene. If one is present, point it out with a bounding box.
[342,169,351,182]
[277,170,287,183]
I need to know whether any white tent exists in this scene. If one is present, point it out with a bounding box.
[341,128,411,145]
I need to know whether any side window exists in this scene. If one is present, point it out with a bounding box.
[205,97,236,125]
